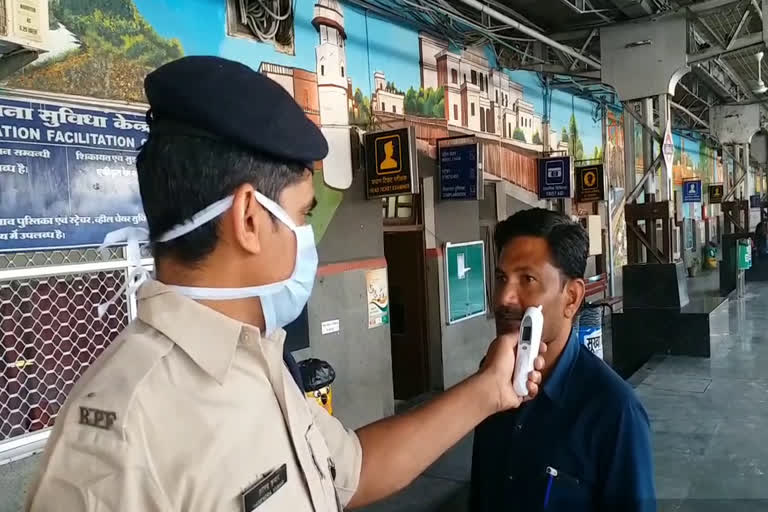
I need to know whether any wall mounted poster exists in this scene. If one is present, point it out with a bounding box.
[0,96,148,252]
[366,268,390,329]
[445,241,487,324]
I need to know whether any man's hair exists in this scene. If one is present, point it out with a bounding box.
[136,134,307,264]
[494,208,588,280]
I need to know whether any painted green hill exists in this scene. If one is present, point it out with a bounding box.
[5,0,183,102]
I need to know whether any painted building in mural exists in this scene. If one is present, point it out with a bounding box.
[420,34,545,147]
[372,71,405,115]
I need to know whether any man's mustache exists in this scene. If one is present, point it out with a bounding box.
[495,307,524,325]
[495,306,525,322]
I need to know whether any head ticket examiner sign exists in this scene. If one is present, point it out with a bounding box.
[364,126,418,199]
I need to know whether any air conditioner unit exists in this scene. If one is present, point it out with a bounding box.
[0,0,48,60]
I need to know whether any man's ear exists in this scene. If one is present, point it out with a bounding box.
[231,183,264,256]
[564,278,586,320]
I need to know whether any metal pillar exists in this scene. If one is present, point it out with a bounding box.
[744,143,754,201]
[623,98,675,265]
[624,109,636,191]
[658,94,673,202]
[603,111,615,296]
[723,146,731,198]
[642,98,656,200]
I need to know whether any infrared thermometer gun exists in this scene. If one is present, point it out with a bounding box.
[512,305,544,397]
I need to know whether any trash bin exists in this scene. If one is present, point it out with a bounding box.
[738,239,753,271]
[298,358,336,415]
[704,242,718,270]
[577,307,603,360]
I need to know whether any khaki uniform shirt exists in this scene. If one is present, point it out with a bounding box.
[26,280,362,511]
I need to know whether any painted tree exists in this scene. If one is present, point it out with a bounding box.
[386,81,404,95]
[350,88,371,126]
[403,86,445,119]
[568,113,585,160]
[513,128,527,143]
[532,131,542,145]
[9,0,183,101]
[405,87,418,114]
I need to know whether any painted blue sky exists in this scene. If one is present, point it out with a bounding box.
[507,70,603,156]
[134,0,421,98]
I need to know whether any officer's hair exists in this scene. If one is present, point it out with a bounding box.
[494,208,588,281]
[136,134,307,264]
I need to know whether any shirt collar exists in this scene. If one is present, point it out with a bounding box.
[136,279,279,384]
[542,328,580,404]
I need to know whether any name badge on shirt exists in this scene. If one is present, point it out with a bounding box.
[241,464,287,511]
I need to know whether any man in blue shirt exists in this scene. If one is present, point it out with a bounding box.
[470,208,656,512]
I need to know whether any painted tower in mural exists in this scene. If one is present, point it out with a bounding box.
[313,0,349,125]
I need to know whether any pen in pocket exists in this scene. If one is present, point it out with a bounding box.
[543,466,557,508]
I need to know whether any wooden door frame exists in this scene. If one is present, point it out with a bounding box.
[381,186,432,396]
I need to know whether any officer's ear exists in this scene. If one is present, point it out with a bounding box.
[231,183,263,255]
[563,277,585,320]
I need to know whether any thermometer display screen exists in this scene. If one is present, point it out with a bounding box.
[522,325,532,341]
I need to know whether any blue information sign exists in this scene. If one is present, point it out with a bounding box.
[0,96,149,252]
[538,156,571,199]
[439,143,479,200]
[682,179,702,203]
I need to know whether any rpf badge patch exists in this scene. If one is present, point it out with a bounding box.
[242,464,287,511]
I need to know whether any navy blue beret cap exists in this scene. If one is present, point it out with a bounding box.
[144,55,329,165]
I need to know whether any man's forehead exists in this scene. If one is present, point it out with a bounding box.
[499,236,550,262]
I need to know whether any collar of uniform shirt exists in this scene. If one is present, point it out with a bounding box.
[540,329,580,405]
[136,279,263,384]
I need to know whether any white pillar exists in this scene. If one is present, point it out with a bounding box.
[743,143,750,200]
[658,94,673,202]
[642,98,656,198]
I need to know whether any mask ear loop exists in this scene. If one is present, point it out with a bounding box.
[95,190,297,318]
[253,191,296,230]
[96,227,150,318]
[156,196,234,243]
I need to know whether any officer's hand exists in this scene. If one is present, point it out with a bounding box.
[479,333,546,412]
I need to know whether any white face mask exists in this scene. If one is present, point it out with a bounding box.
[99,191,318,336]
[163,192,318,334]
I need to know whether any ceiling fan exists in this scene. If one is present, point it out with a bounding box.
[753,51,768,94]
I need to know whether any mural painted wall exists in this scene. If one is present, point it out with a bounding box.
[6,0,423,241]
[503,69,603,160]
[605,106,627,268]
[5,0,606,240]
[672,132,715,186]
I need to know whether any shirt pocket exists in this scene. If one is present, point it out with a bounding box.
[305,423,343,512]
[542,466,593,510]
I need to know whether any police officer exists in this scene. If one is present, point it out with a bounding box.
[26,56,545,511]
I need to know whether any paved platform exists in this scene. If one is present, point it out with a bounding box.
[4,281,768,512]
